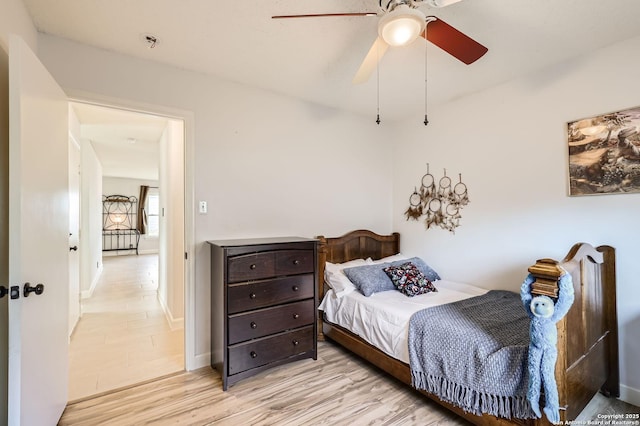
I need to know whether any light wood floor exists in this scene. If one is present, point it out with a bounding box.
[60,340,638,425]
[68,254,184,400]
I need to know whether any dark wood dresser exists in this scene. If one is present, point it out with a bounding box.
[208,237,318,390]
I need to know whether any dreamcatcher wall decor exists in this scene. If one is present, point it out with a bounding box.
[404,164,470,233]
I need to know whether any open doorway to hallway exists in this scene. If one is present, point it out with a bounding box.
[69,254,184,401]
[68,254,183,399]
[68,101,186,401]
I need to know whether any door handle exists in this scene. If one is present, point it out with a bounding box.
[2,286,20,299]
[69,245,78,251]
[23,283,44,297]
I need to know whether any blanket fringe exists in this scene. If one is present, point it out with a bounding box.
[412,371,535,419]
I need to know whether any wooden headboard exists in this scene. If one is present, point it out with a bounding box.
[315,229,400,300]
[317,229,400,264]
[315,230,400,340]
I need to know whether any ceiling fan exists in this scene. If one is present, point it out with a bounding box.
[273,0,488,84]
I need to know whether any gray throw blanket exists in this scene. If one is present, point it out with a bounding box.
[408,290,535,419]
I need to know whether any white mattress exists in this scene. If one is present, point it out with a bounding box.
[318,280,488,364]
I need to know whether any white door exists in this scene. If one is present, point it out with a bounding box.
[8,35,69,425]
[68,137,81,336]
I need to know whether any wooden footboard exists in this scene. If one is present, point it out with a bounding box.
[529,244,619,421]
[316,230,619,426]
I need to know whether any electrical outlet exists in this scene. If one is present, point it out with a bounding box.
[199,201,208,214]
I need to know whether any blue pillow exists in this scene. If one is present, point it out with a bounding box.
[343,263,394,296]
[406,257,441,282]
[343,257,440,297]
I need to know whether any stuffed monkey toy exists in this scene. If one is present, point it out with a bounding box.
[520,272,574,424]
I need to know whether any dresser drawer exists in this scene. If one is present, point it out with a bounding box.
[228,299,314,345]
[227,252,276,283]
[275,250,314,276]
[227,249,314,283]
[228,326,314,376]
[227,274,314,314]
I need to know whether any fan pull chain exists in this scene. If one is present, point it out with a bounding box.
[376,36,381,125]
[423,23,429,126]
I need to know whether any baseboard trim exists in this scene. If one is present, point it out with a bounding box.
[620,384,640,407]
[138,249,159,255]
[168,315,184,330]
[102,249,158,256]
[81,263,103,299]
[193,352,211,370]
[158,293,184,331]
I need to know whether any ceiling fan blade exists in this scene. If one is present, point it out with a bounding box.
[352,37,389,84]
[423,17,488,65]
[272,12,377,19]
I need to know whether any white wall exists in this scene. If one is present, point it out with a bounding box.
[36,34,394,362]
[102,176,160,255]
[158,119,184,327]
[79,138,103,297]
[0,0,37,54]
[69,108,102,298]
[392,35,640,405]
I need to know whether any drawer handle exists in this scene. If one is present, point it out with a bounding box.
[292,285,299,292]
[292,340,299,346]
[250,351,258,358]
[250,264,257,270]
[293,313,299,320]
[293,260,300,265]
[250,321,257,329]
[249,292,256,299]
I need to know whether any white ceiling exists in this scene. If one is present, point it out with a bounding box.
[24,0,640,121]
[71,102,167,181]
[26,0,640,178]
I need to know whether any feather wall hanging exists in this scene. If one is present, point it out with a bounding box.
[404,164,469,233]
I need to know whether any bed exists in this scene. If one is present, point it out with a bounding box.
[316,229,619,426]
[102,194,141,255]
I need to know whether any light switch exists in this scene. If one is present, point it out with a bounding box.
[199,201,207,214]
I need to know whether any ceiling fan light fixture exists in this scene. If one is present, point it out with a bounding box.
[378,5,426,47]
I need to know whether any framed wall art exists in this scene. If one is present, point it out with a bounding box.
[568,106,640,196]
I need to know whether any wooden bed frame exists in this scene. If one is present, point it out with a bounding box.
[316,230,619,426]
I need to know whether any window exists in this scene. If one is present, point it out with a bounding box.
[146,188,160,237]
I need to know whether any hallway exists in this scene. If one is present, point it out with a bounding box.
[68,254,184,401]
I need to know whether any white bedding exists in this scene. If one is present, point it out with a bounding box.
[318,280,488,363]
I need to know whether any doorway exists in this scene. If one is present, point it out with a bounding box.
[67,101,187,400]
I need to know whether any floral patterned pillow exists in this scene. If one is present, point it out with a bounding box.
[383,262,437,297]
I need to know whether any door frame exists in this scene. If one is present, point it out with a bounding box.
[67,90,197,370]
